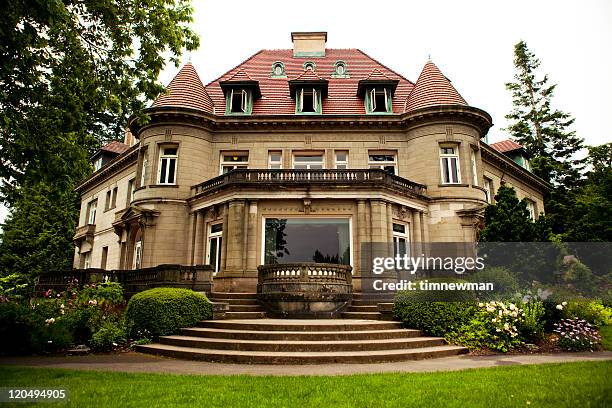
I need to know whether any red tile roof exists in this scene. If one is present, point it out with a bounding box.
[152,63,214,113]
[490,139,524,153]
[205,49,414,115]
[405,61,467,111]
[100,140,130,155]
[153,51,474,116]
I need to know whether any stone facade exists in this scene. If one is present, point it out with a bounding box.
[73,33,548,293]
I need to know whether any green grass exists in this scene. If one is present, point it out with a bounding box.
[0,362,610,407]
[601,325,612,351]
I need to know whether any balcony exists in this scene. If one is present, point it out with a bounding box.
[192,169,427,199]
[73,224,96,242]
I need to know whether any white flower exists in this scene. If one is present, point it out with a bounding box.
[509,304,516,311]
[562,301,567,306]
[88,299,98,306]
[556,304,563,310]
[45,318,55,325]
[478,303,484,307]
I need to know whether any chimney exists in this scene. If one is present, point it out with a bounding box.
[291,32,327,57]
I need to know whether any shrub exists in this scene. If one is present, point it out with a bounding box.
[90,321,126,352]
[446,301,525,352]
[563,300,612,327]
[125,288,212,338]
[553,318,601,351]
[467,267,519,300]
[518,301,546,341]
[393,278,476,337]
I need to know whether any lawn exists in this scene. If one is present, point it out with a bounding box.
[0,362,610,407]
[601,325,612,351]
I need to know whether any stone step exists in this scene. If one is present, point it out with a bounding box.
[347,305,379,312]
[352,292,395,300]
[180,327,422,341]
[228,305,264,312]
[350,299,383,306]
[197,319,402,332]
[135,343,468,364]
[210,292,258,299]
[224,312,266,319]
[210,298,259,305]
[158,335,445,352]
[342,312,383,320]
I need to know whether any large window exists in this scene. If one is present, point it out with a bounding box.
[87,199,97,224]
[368,153,396,175]
[133,240,142,269]
[264,218,351,265]
[206,223,223,273]
[440,146,461,184]
[526,200,536,220]
[158,146,178,185]
[220,153,248,174]
[392,223,409,258]
[296,88,321,114]
[293,154,324,170]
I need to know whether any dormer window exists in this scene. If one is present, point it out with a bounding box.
[93,157,103,171]
[303,61,316,71]
[357,70,399,115]
[271,62,286,78]
[332,61,349,78]
[219,72,261,116]
[297,88,320,114]
[367,87,391,113]
[228,89,250,114]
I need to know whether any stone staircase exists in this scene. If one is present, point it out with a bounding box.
[341,292,395,320]
[209,292,266,319]
[135,319,467,364]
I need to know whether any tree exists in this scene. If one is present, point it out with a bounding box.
[505,40,585,188]
[0,0,199,277]
[478,185,550,242]
[562,143,612,242]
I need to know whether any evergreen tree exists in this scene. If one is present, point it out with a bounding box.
[505,40,585,188]
[479,185,550,242]
[0,0,199,277]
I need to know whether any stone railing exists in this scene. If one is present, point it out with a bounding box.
[192,169,427,198]
[36,264,213,297]
[73,224,96,241]
[258,263,352,285]
[257,263,353,318]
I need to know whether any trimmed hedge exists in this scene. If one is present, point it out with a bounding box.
[125,288,212,339]
[393,277,476,337]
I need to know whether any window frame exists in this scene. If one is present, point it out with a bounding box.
[220,152,249,175]
[292,153,325,170]
[268,151,283,170]
[471,149,478,186]
[392,222,410,259]
[366,87,392,114]
[334,151,349,170]
[226,88,252,115]
[87,199,97,225]
[296,88,321,114]
[440,146,461,184]
[93,157,103,172]
[526,200,536,220]
[133,240,142,269]
[206,222,223,274]
[483,177,493,203]
[368,153,397,175]
[158,146,178,185]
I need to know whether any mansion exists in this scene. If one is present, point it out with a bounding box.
[73,32,548,293]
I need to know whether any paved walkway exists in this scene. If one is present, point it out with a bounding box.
[1,351,610,376]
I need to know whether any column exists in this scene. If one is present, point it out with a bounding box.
[355,200,367,277]
[220,203,229,271]
[186,211,196,265]
[412,210,423,257]
[193,211,204,265]
[246,200,259,272]
[225,200,246,272]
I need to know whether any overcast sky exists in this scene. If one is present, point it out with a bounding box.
[0,0,610,226]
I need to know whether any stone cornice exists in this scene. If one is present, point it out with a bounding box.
[75,144,139,194]
[128,104,493,136]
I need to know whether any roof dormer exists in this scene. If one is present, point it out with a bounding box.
[289,70,329,114]
[357,69,399,114]
[219,70,261,115]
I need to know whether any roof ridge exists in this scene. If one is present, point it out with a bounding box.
[355,49,414,84]
[223,68,255,82]
[292,69,324,81]
[205,49,265,87]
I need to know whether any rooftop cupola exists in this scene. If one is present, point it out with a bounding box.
[291,31,327,57]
